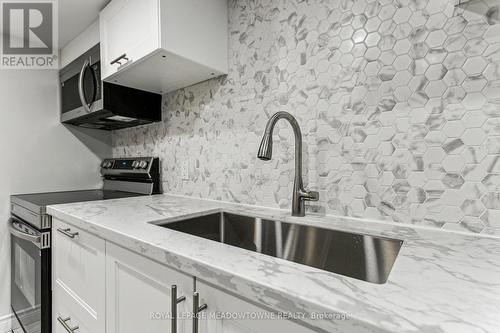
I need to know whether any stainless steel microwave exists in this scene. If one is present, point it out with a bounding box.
[59,44,162,130]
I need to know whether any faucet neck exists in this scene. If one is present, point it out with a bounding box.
[259,111,318,217]
[263,112,303,185]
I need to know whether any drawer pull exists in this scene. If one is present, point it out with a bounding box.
[57,316,79,332]
[192,292,207,333]
[57,228,79,239]
[171,285,186,333]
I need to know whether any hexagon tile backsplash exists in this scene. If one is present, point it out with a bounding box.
[113,0,500,236]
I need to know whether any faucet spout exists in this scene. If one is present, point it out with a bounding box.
[257,111,319,217]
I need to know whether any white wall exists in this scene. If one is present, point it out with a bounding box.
[60,20,99,68]
[0,69,111,318]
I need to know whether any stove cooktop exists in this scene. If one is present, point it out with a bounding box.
[13,189,143,207]
[11,189,145,218]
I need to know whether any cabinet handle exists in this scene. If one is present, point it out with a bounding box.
[110,53,129,65]
[192,292,207,333]
[57,316,79,333]
[171,285,186,333]
[57,228,79,239]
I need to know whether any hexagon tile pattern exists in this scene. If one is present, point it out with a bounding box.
[113,0,500,236]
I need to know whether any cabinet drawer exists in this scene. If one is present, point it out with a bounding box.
[52,218,105,330]
[53,283,104,333]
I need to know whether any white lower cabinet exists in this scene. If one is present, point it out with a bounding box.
[105,242,192,333]
[52,220,317,333]
[52,219,105,333]
[195,281,315,333]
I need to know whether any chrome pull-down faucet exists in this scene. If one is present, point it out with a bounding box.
[257,111,319,217]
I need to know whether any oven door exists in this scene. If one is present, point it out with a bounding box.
[10,217,51,333]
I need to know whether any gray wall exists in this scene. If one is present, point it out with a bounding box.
[0,70,111,319]
[113,0,500,236]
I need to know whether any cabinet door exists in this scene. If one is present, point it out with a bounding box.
[106,242,193,333]
[99,0,159,79]
[52,218,105,333]
[195,281,317,333]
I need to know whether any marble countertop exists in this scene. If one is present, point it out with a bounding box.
[47,194,500,333]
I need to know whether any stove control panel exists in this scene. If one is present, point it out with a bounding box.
[100,157,155,174]
[100,157,161,194]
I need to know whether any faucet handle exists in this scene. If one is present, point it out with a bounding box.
[300,190,319,202]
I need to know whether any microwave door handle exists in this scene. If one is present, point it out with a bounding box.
[8,218,41,247]
[78,59,92,113]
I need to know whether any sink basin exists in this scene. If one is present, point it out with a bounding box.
[156,212,403,284]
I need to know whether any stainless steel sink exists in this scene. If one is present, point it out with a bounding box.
[157,212,403,284]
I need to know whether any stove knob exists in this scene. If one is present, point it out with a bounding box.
[139,161,148,169]
[132,161,139,169]
[101,160,108,168]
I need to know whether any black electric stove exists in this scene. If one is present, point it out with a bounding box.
[9,157,161,333]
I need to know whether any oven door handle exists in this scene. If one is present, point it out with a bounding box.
[8,218,41,247]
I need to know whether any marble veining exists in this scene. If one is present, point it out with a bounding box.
[47,194,500,333]
[113,0,500,236]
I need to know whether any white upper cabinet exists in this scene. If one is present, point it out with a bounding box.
[99,0,159,79]
[99,0,228,94]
